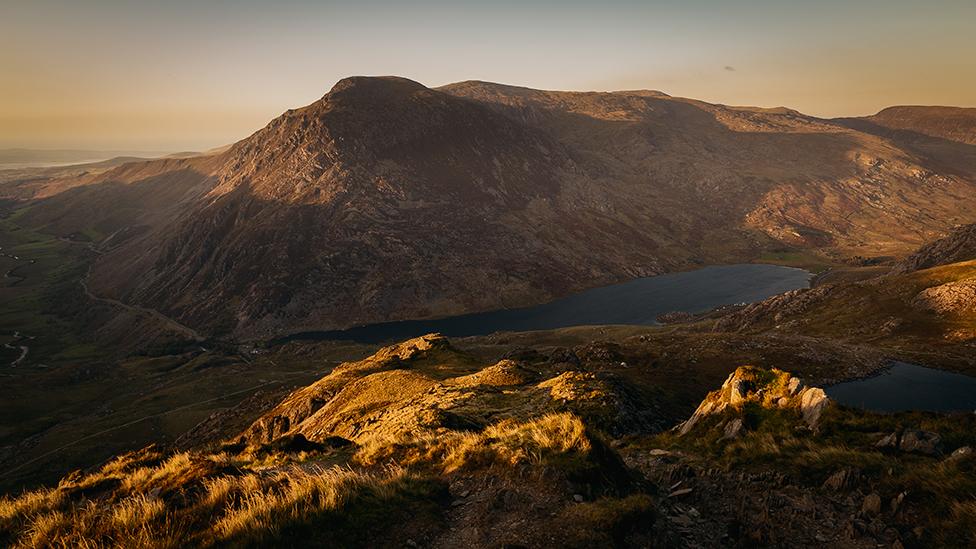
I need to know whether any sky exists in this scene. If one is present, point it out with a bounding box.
[2,0,975,152]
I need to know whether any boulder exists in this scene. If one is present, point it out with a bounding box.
[899,430,942,455]
[729,379,752,406]
[861,493,882,516]
[799,387,829,428]
[947,446,974,463]
[722,418,745,440]
[890,491,907,514]
[822,468,859,491]
[786,377,803,396]
[875,432,899,449]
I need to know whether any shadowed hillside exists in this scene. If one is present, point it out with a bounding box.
[2,78,974,340]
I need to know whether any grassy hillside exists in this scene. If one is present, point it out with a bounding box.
[714,258,976,371]
[4,339,976,547]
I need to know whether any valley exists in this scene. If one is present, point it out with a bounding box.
[277,263,812,344]
[0,79,974,548]
[5,0,976,545]
[5,78,974,341]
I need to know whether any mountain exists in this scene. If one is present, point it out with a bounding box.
[0,149,170,169]
[442,83,976,253]
[858,106,976,145]
[7,77,976,339]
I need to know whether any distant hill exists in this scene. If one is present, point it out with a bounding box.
[0,148,171,168]
[862,106,976,145]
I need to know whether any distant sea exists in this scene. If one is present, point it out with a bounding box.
[0,149,170,170]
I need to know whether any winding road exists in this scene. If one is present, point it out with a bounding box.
[3,331,32,367]
[2,245,34,365]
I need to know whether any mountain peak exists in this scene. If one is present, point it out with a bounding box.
[325,75,428,101]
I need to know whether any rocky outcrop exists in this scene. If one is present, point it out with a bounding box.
[876,429,943,456]
[893,223,976,273]
[912,277,976,315]
[241,333,664,449]
[242,333,449,444]
[710,227,976,349]
[713,286,835,333]
[676,366,829,436]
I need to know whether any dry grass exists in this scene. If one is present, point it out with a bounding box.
[560,494,656,545]
[0,451,442,548]
[355,412,593,473]
[656,399,976,545]
[946,500,976,544]
[0,412,615,547]
[778,260,975,346]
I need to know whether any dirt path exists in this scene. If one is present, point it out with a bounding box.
[57,234,206,342]
[80,271,205,342]
[4,343,28,366]
[3,331,32,367]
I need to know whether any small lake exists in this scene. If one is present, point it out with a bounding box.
[279,263,811,344]
[826,361,976,413]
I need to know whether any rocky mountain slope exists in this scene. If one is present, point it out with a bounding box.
[5,337,975,547]
[442,82,976,254]
[6,77,976,338]
[713,224,976,361]
[893,223,976,273]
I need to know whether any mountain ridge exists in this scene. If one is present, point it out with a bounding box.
[5,76,976,338]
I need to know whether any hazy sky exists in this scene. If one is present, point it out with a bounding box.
[2,0,974,151]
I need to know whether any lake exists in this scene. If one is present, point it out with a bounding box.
[826,361,976,413]
[278,263,811,344]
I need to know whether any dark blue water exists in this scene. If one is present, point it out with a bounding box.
[276,263,811,344]
[826,362,976,412]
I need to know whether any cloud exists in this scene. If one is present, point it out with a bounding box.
[724,65,736,72]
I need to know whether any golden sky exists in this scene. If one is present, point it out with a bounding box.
[2,0,974,151]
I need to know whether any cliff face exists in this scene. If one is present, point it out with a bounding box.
[11,77,974,337]
[88,77,601,336]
